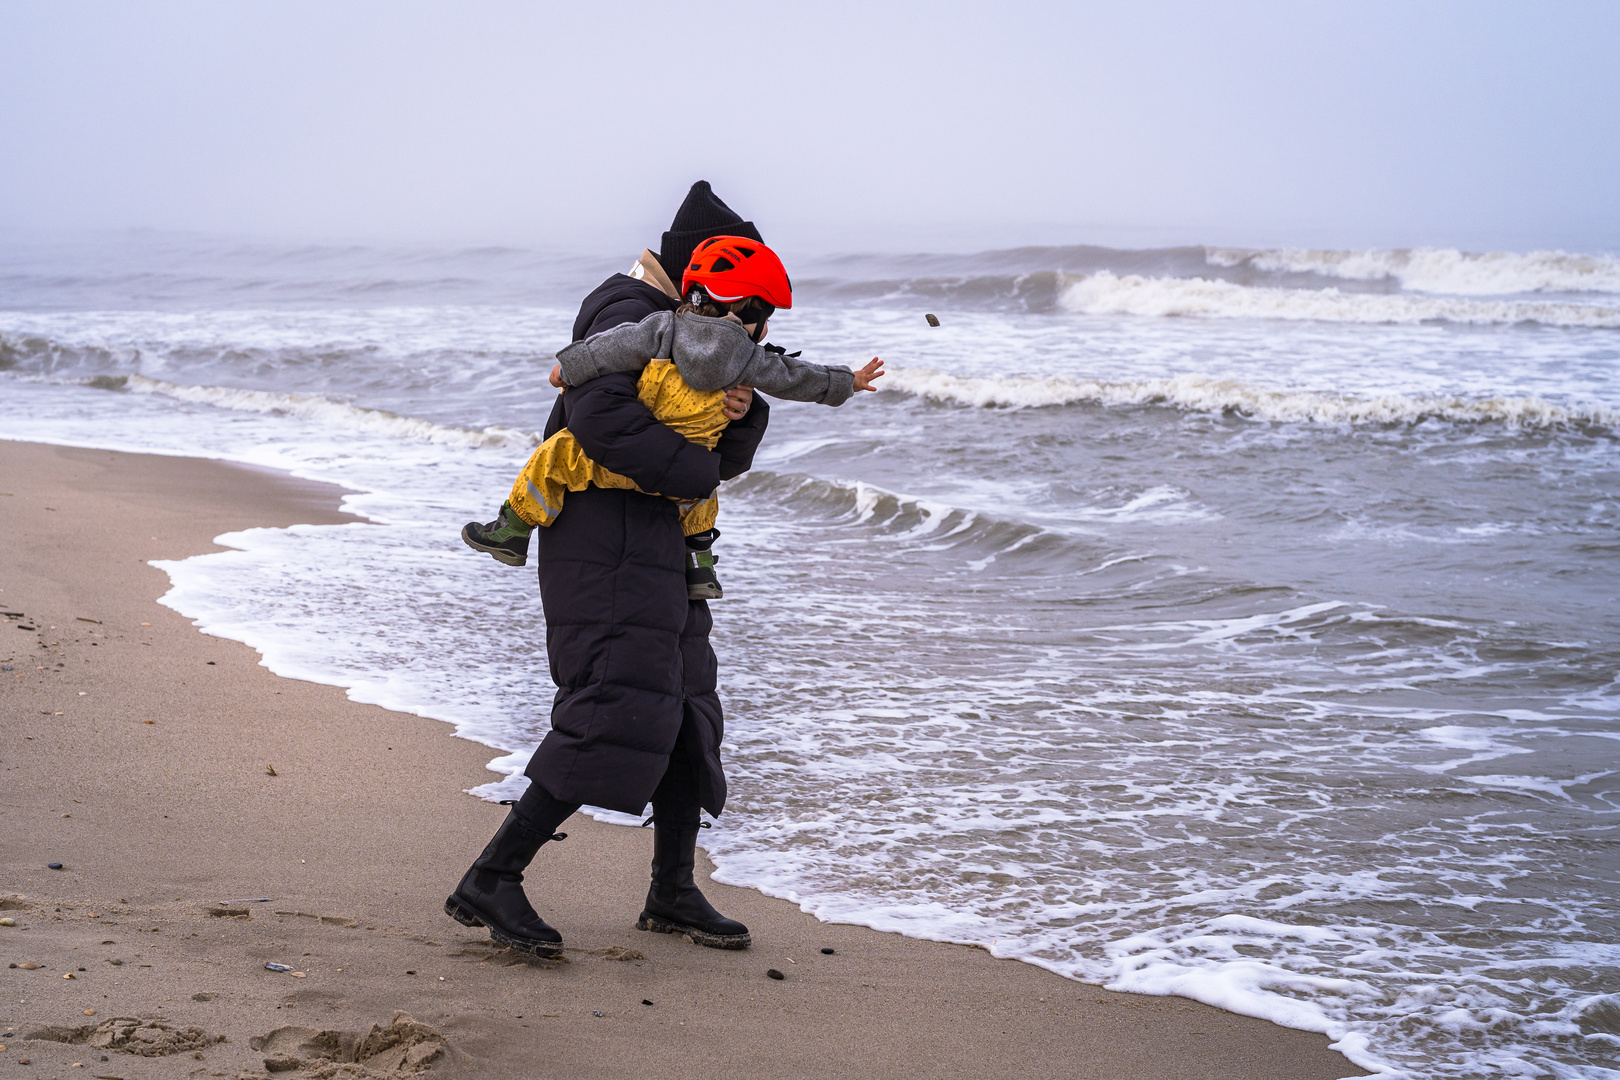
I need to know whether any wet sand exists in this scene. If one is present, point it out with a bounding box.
[0,440,1365,1079]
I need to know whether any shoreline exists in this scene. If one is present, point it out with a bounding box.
[0,439,1365,1079]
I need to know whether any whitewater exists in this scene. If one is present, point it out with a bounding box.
[2,235,1617,1079]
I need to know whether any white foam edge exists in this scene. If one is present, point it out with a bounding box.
[1204,245,1620,297]
[0,428,534,800]
[702,852,1402,1078]
[1062,270,1620,327]
[881,366,1620,429]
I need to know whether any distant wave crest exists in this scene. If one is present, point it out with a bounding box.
[1206,246,1620,296]
[882,366,1619,428]
[108,373,538,448]
[1061,271,1620,327]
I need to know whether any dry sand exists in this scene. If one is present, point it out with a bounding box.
[0,441,1365,1079]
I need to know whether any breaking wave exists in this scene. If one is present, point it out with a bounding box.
[1061,271,1620,327]
[882,366,1620,428]
[1207,246,1620,296]
[100,373,538,449]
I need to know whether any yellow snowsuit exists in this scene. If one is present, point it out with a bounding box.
[508,360,725,537]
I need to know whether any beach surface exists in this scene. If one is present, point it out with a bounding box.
[0,441,1363,1079]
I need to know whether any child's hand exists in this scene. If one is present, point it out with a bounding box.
[854,357,885,392]
[550,364,566,389]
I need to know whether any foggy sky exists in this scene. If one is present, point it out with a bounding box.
[2,1,1616,253]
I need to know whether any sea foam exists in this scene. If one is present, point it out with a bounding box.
[1207,246,1620,296]
[1061,270,1620,327]
[880,366,1620,428]
[117,374,538,449]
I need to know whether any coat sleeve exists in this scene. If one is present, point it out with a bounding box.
[715,394,770,481]
[555,312,679,386]
[734,347,855,405]
[559,310,854,404]
[563,373,721,500]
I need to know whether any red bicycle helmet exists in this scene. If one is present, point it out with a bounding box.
[681,235,794,311]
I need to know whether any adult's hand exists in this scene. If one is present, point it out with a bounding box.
[722,385,754,420]
[550,364,566,389]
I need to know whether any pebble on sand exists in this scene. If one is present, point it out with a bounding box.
[0,918,15,927]
[48,862,64,870]
[925,313,941,326]
[821,947,835,954]
[767,969,785,980]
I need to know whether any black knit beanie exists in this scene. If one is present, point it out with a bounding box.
[658,181,763,283]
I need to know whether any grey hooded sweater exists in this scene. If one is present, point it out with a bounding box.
[555,310,856,406]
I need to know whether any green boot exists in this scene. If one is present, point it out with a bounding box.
[685,528,723,600]
[462,501,534,567]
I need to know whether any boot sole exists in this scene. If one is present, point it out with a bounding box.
[444,895,564,957]
[461,525,527,567]
[636,911,751,950]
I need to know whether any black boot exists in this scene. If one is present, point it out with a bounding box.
[462,501,533,567]
[636,819,751,949]
[684,527,723,601]
[445,807,567,956]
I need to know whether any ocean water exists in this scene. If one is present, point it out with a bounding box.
[3,234,1618,1079]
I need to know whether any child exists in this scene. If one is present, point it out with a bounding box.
[463,235,884,599]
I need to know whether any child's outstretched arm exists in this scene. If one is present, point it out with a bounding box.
[554,310,873,406]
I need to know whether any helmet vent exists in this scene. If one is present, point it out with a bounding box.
[736,246,755,257]
[710,256,736,273]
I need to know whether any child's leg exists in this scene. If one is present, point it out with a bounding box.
[680,496,723,601]
[461,434,580,568]
[510,436,585,528]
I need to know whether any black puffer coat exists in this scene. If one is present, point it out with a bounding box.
[523,275,769,816]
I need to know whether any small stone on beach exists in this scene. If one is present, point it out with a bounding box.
[48,862,64,869]
[926,313,941,326]
[0,918,14,927]
[642,999,654,1006]
[821,947,835,954]
[767,968,785,980]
